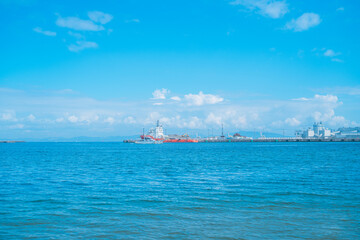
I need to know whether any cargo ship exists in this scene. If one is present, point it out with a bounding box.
[140,120,198,143]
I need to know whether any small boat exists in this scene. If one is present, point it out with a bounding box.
[134,138,163,144]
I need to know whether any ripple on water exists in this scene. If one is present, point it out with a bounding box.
[0,142,359,239]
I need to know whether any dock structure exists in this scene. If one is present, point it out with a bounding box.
[197,138,360,143]
[123,138,360,143]
[124,120,360,143]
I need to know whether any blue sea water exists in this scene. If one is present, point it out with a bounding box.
[0,142,359,239]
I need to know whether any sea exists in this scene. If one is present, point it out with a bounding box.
[0,142,359,239]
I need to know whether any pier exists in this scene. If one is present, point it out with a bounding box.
[197,138,360,143]
[124,138,360,143]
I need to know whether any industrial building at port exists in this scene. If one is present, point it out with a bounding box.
[296,122,360,139]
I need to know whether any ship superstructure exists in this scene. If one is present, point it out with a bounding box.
[147,120,166,139]
[141,120,198,143]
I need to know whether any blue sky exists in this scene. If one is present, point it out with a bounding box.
[1,0,360,139]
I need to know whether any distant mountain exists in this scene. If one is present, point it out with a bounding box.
[13,135,139,142]
[227,131,290,138]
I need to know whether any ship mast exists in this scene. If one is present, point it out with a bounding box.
[221,123,224,138]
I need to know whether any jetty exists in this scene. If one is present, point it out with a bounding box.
[124,138,360,143]
[197,138,360,143]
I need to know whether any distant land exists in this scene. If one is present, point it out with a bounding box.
[4,135,139,142]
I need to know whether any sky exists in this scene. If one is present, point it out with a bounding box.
[1,0,360,139]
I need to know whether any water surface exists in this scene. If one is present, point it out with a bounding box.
[1,142,359,239]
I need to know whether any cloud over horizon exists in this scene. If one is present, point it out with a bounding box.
[0,88,357,139]
[184,91,224,106]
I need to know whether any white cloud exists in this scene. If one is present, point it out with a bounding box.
[336,7,344,11]
[145,113,206,129]
[79,114,99,123]
[55,117,64,123]
[27,114,36,121]
[285,13,321,32]
[88,11,113,24]
[313,109,335,122]
[170,96,181,101]
[56,16,104,31]
[312,48,343,62]
[0,88,357,137]
[33,27,56,36]
[231,0,288,19]
[323,49,341,57]
[1,113,12,121]
[294,94,339,103]
[68,41,98,52]
[205,112,223,126]
[146,112,162,124]
[233,115,247,127]
[67,114,100,124]
[104,117,115,124]
[259,0,288,18]
[123,116,136,124]
[293,94,347,126]
[153,103,163,106]
[314,94,338,103]
[292,97,309,101]
[1,112,17,121]
[285,117,301,126]
[282,94,348,128]
[184,91,224,106]
[184,116,204,129]
[152,88,169,99]
[328,115,346,126]
[68,115,78,123]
